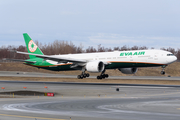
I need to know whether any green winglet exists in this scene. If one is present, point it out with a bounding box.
[23,33,44,59]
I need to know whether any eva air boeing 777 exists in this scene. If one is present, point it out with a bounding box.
[13,33,177,79]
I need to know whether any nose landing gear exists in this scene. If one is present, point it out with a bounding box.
[161,65,167,75]
[161,71,165,75]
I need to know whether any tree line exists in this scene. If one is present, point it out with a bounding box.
[0,40,180,61]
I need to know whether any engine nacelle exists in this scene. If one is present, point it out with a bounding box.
[118,68,138,74]
[86,61,104,73]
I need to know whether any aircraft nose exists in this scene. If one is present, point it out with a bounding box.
[166,55,177,64]
[173,56,177,62]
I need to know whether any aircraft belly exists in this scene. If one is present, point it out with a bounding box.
[105,62,163,69]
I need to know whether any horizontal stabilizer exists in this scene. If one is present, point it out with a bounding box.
[3,58,36,64]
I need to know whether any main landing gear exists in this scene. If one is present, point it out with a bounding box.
[77,73,90,79]
[161,65,167,75]
[77,69,90,79]
[97,69,109,79]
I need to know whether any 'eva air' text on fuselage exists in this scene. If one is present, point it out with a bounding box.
[120,51,145,56]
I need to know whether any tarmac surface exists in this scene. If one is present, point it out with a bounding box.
[0,81,180,120]
[1,71,180,80]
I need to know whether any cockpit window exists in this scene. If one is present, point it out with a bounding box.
[167,54,174,56]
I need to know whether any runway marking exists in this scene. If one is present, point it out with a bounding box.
[0,114,66,120]
[111,86,173,89]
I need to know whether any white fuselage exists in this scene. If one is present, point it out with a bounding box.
[47,49,177,68]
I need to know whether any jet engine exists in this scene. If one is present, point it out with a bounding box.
[118,68,138,74]
[86,61,104,73]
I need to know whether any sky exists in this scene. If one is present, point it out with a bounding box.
[0,0,180,49]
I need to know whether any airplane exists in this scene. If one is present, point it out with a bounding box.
[11,33,177,79]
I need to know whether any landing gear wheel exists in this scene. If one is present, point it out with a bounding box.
[105,74,109,78]
[97,76,102,79]
[83,74,87,78]
[102,74,106,79]
[77,75,82,79]
[97,74,109,79]
[97,69,109,79]
[86,73,90,77]
[77,68,90,79]
[77,68,86,79]
[80,74,84,78]
[161,71,165,75]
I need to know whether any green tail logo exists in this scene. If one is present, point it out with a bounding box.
[23,33,44,59]
[28,40,38,52]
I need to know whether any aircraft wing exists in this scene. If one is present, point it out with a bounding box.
[17,51,87,63]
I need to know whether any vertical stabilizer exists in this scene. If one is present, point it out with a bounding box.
[23,33,44,59]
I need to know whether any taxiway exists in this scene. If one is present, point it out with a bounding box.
[0,81,180,120]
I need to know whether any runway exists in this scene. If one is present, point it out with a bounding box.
[1,71,180,80]
[0,81,180,120]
